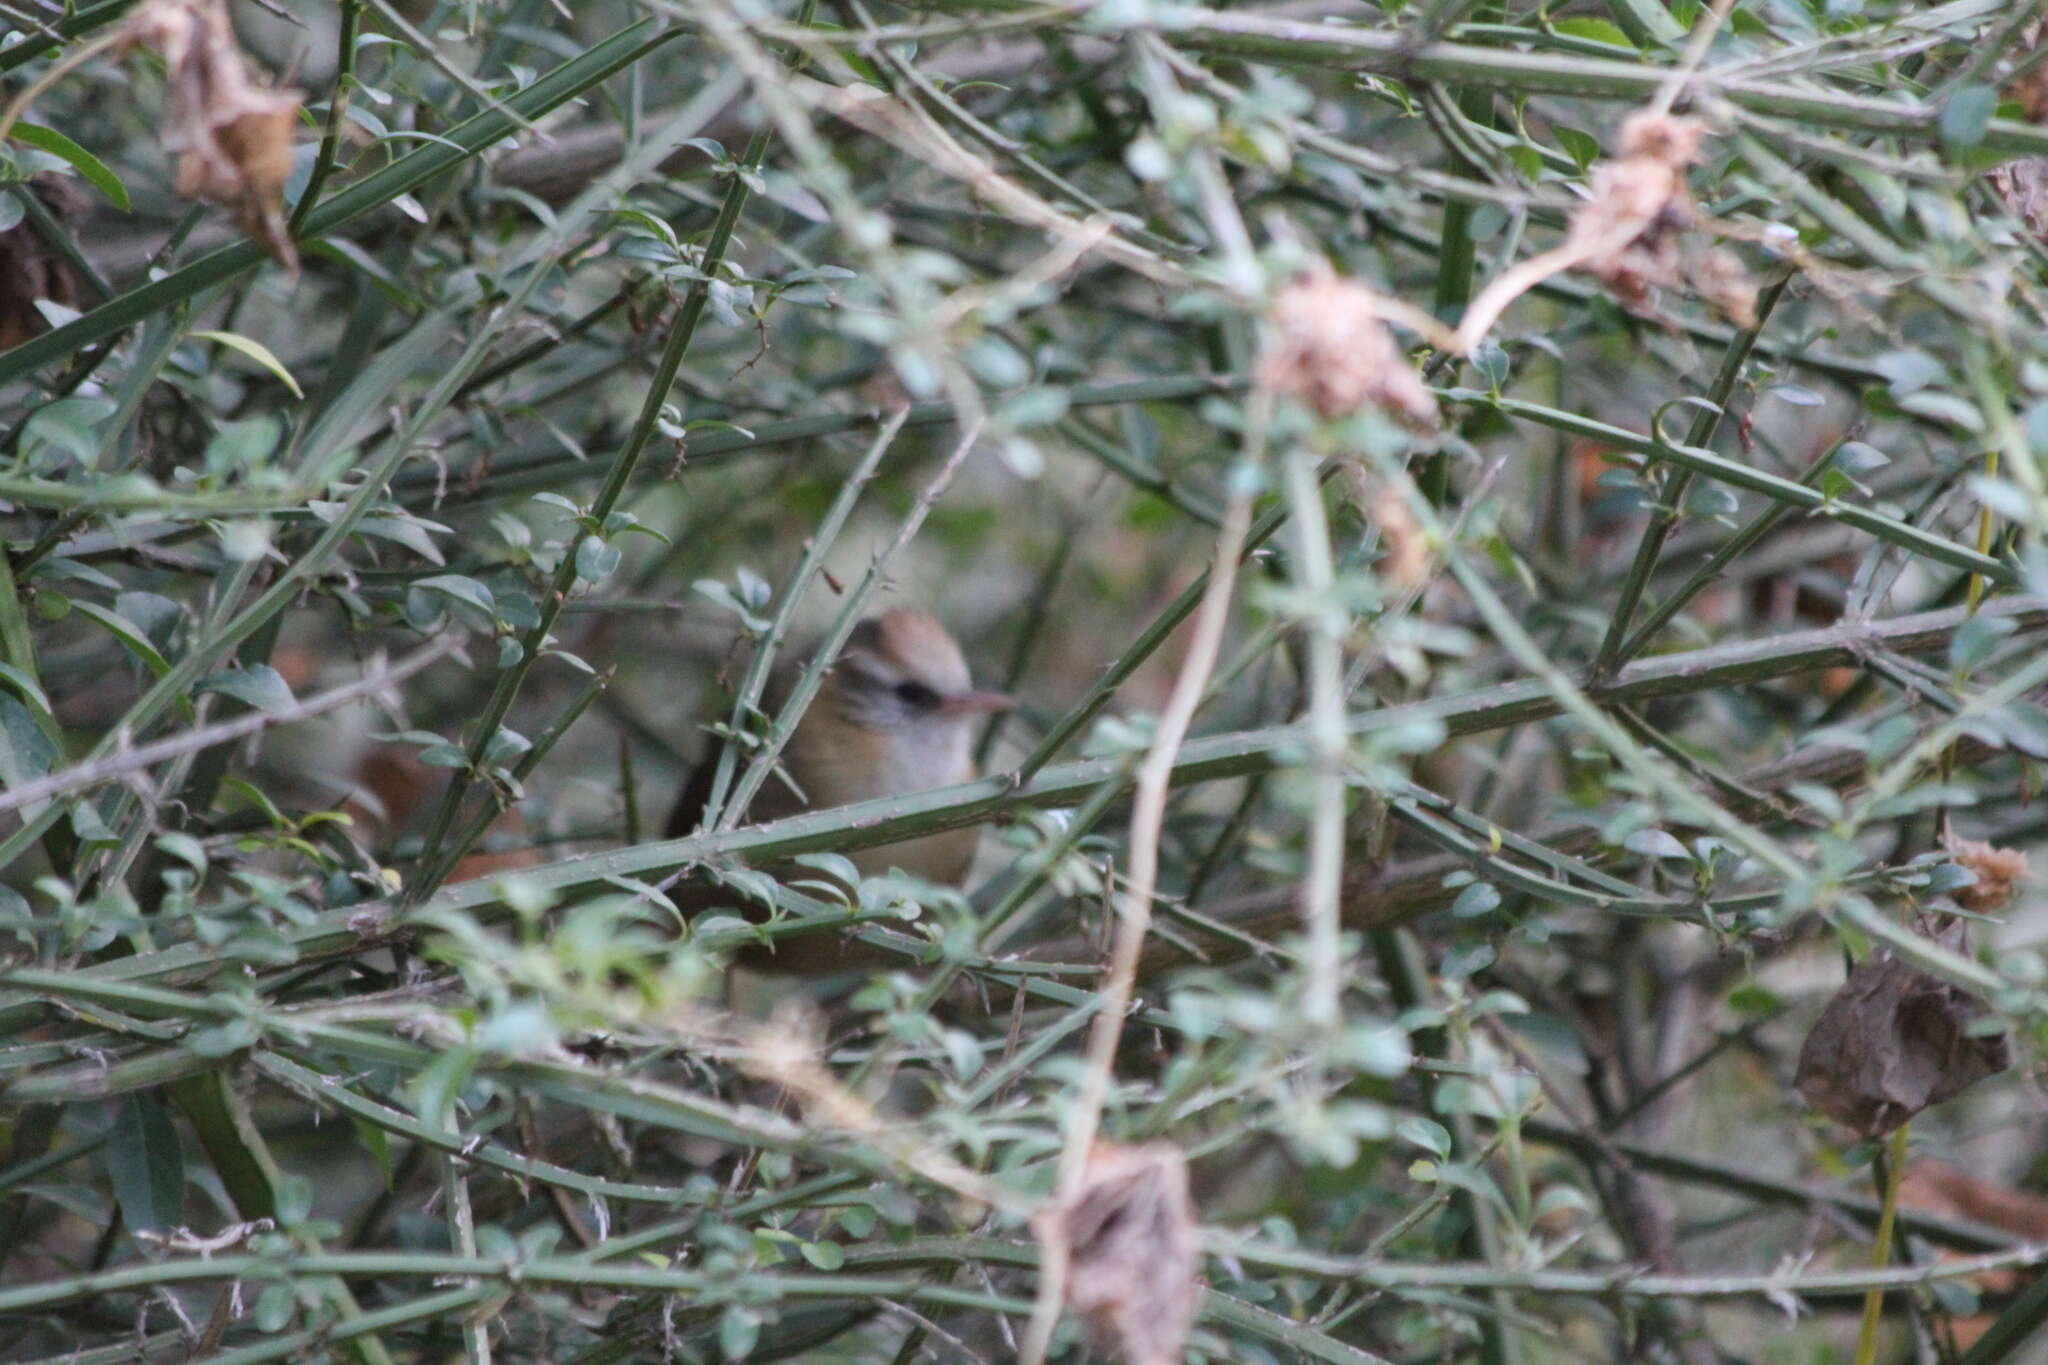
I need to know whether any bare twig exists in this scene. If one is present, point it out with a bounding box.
[1017,480,1256,1365]
[0,637,459,816]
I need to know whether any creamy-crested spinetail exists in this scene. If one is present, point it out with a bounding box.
[667,609,1011,967]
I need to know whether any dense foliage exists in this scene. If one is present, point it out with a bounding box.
[2,0,2047,1361]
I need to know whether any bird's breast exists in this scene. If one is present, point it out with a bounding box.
[784,720,980,885]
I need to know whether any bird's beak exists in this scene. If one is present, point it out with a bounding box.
[941,688,1015,716]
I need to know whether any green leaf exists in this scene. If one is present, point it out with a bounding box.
[194,664,296,716]
[1950,612,2017,675]
[1939,85,1998,151]
[995,386,1070,429]
[1451,882,1501,918]
[71,601,172,680]
[574,536,621,584]
[719,1306,761,1359]
[253,1283,296,1332]
[799,1239,845,1270]
[1396,1115,1452,1159]
[274,1173,314,1227]
[188,1017,263,1057]
[1603,0,1686,46]
[1440,940,1494,978]
[0,693,56,794]
[105,1094,184,1236]
[71,799,119,849]
[350,1114,394,1190]
[14,122,129,209]
[23,396,114,468]
[189,330,304,398]
[412,1043,479,1131]
[1550,16,1635,49]
[1625,828,1691,860]
[1553,126,1602,172]
[414,574,497,617]
[204,416,284,478]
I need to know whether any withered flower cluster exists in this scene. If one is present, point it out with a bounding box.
[1037,1142,1203,1365]
[1572,112,1756,329]
[1255,264,1438,429]
[1948,838,2029,913]
[117,0,303,272]
[1455,110,1756,353]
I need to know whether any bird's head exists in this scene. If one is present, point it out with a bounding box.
[823,608,1013,736]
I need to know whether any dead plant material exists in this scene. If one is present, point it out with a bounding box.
[1342,462,1429,589]
[1035,1142,1202,1365]
[1989,24,2048,240]
[1992,159,2048,240]
[1947,839,2029,913]
[117,0,303,272]
[1794,922,2011,1137]
[1455,110,1755,352]
[0,175,86,350]
[1255,265,1437,428]
[2007,21,2048,123]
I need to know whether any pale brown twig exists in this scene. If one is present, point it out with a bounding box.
[1016,477,1257,1365]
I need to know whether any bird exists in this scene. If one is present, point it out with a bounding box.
[666,608,1012,971]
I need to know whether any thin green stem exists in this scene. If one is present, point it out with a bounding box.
[407,7,817,894]
[0,21,683,386]
[1592,270,1791,677]
[287,0,364,237]
[2,592,2036,1028]
[694,407,906,834]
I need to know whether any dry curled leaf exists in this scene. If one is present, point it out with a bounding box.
[0,175,86,350]
[1256,265,1438,429]
[1037,1142,1201,1365]
[1948,839,2029,913]
[1794,922,2010,1137]
[118,0,302,272]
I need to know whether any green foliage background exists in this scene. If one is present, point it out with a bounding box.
[2,0,2048,1360]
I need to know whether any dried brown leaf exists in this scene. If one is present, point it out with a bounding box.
[0,175,85,350]
[118,0,302,272]
[1794,923,2010,1137]
[1990,26,2048,240]
[1992,159,2048,241]
[1037,1142,1202,1365]
[1573,114,1752,324]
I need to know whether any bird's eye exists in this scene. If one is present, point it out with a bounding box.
[893,680,940,709]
